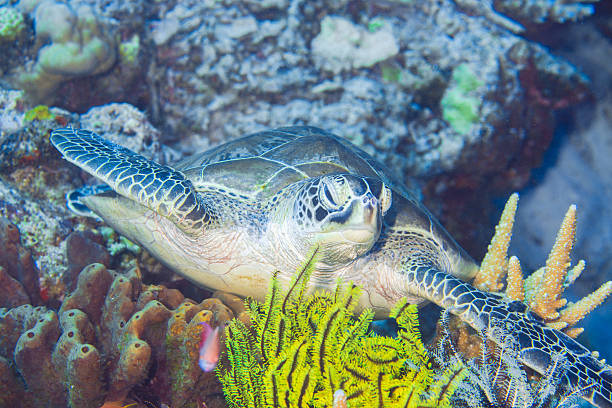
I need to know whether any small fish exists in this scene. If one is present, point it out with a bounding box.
[332,389,347,408]
[199,321,221,372]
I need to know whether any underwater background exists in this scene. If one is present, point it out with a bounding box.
[1,0,611,407]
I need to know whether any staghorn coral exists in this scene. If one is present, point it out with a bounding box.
[219,248,468,408]
[474,193,519,292]
[472,194,612,338]
[0,263,242,408]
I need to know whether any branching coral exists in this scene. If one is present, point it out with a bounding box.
[474,193,518,292]
[218,248,468,407]
[0,263,242,408]
[473,193,612,338]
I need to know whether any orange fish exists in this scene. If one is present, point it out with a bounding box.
[199,322,221,372]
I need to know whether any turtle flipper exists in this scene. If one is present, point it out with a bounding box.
[51,128,210,233]
[66,184,112,218]
[403,262,612,408]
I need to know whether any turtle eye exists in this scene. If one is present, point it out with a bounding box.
[319,181,341,210]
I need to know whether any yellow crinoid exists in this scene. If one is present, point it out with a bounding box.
[473,193,612,338]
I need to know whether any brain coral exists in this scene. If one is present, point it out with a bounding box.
[0,263,241,408]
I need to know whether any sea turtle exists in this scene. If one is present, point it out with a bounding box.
[51,126,611,407]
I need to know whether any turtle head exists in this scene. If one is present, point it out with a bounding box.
[292,174,392,268]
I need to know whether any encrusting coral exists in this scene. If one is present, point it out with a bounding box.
[473,193,612,338]
[218,248,468,408]
[0,263,244,408]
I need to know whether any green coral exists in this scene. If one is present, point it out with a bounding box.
[99,226,140,256]
[0,7,25,43]
[119,34,140,65]
[218,247,468,407]
[23,105,55,122]
[381,65,402,83]
[368,19,384,32]
[441,64,484,135]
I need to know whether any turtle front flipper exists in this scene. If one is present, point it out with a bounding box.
[402,262,612,408]
[65,184,112,219]
[51,128,211,233]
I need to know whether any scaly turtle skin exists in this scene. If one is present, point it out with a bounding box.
[51,126,611,407]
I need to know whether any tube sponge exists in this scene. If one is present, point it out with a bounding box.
[1,264,237,407]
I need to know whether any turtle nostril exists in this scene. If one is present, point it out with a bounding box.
[363,202,377,224]
[362,193,375,205]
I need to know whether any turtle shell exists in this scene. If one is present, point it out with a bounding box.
[175,126,418,202]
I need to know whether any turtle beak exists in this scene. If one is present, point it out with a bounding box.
[336,193,381,244]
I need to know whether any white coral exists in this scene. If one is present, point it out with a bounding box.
[311,16,399,74]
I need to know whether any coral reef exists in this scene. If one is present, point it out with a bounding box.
[79,103,168,163]
[219,250,467,407]
[0,263,244,408]
[0,217,41,307]
[15,0,117,102]
[453,0,599,33]
[440,64,484,135]
[0,2,609,406]
[0,0,601,275]
[495,0,599,25]
[0,6,25,43]
[311,16,399,74]
[473,194,612,338]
